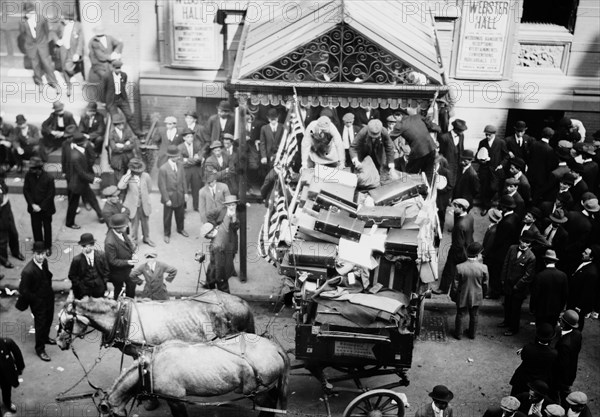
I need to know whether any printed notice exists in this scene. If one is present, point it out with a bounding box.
[334,341,376,359]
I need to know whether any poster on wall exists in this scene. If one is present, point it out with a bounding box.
[454,0,517,80]
[169,0,222,69]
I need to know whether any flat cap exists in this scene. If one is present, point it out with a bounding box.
[500,396,520,412]
[505,177,519,186]
[484,125,497,134]
[164,116,177,124]
[102,185,119,197]
[367,119,383,135]
[452,198,469,210]
[545,404,565,417]
[343,113,355,123]
[566,392,587,406]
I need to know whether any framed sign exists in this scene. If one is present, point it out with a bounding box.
[168,0,223,69]
[453,0,520,80]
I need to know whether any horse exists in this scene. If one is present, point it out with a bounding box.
[57,290,255,358]
[97,334,289,417]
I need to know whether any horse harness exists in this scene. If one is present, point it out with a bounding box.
[186,289,234,331]
[102,298,149,348]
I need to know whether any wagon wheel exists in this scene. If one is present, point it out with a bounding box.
[343,389,405,417]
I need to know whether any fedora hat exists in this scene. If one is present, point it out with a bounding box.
[29,156,44,168]
[460,149,474,160]
[181,128,194,137]
[128,158,146,173]
[218,100,232,112]
[514,121,527,131]
[452,119,467,132]
[32,241,46,253]
[543,249,559,262]
[527,207,543,220]
[549,209,568,224]
[429,385,454,402]
[23,2,36,14]
[166,144,180,157]
[184,110,198,119]
[102,185,119,197]
[200,222,215,238]
[582,198,600,212]
[224,195,238,205]
[109,213,129,229]
[536,322,556,343]
[561,310,579,328]
[499,194,516,209]
[78,233,95,246]
[488,208,503,223]
[510,157,526,171]
[86,102,98,111]
[15,114,27,125]
[64,124,78,138]
[467,242,483,258]
[112,114,125,124]
[210,140,223,150]
[52,101,65,112]
[527,380,549,396]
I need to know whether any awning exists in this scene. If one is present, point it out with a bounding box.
[228,0,448,107]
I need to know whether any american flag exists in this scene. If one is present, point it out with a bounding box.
[258,99,304,263]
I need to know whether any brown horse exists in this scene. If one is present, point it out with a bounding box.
[57,290,255,357]
[98,335,289,417]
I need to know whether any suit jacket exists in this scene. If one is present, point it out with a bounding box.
[389,115,436,160]
[515,173,532,205]
[477,137,509,169]
[61,139,96,180]
[158,161,187,207]
[528,140,557,190]
[0,338,25,388]
[88,34,123,82]
[68,251,110,299]
[186,122,208,153]
[438,131,464,187]
[130,261,177,300]
[349,126,395,170]
[101,200,130,226]
[501,245,536,295]
[566,211,593,249]
[10,124,40,149]
[79,113,106,143]
[108,124,138,171]
[530,267,568,319]
[509,341,557,395]
[41,111,77,139]
[23,170,55,215]
[449,213,474,263]
[56,20,84,62]
[482,223,498,259]
[206,114,235,143]
[568,262,598,314]
[67,147,95,194]
[488,212,521,263]
[259,123,284,161]
[17,16,57,59]
[353,108,380,127]
[104,229,136,284]
[515,393,555,416]
[553,329,582,388]
[453,260,489,307]
[204,154,233,183]
[414,403,453,417]
[118,171,152,218]
[198,182,230,224]
[580,160,598,191]
[569,179,588,206]
[153,126,183,168]
[178,140,203,171]
[453,165,479,205]
[483,407,526,417]
[541,163,570,202]
[505,134,533,163]
[102,70,129,105]
[19,259,54,311]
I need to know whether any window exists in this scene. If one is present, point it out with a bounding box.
[521,0,579,33]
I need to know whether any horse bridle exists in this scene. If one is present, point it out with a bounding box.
[58,302,93,339]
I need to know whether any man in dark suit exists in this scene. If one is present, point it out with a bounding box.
[353,106,380,127]
[207,194,241,281]
[578,146,598,192]
[40,101,77,161]
[153,116,183,168]
[88,25,123,85]
[129,253,178,300]
[477,125,509,214]
[0,337,25,414]
[350,120,396,175]
[566,163,588,206]
[0,116,14,170]
[61,125,98,213]
[565,201,596,274]
[543,209,569,268]
[552,310,582,405]
[506,121,533,165]
[206,100,235,143]
[65,132,103,229]
[104,213,137,299]
[567,247,599,331]
[158,145,188,243]
[438,119,467,195]
[515,380,555,416]
[389,112,436,182]
[68,233,110,299]
[0,184,25,269]
[529,128,558,203]
[504,178,527,219]
[102,60,144,137]
[23,157,55,254]
[17,2,59,90]
[178,128,203,211]
[453,150,479,207]
[204,140,233,185]
[436,199,474,294]
[183,110,208,156]
[10,114,41,170]
[530,250,568,327]
[507,157,532,206]
[18,242,55,361]
[499,230,537,336]
[482,396,526,417]
[415,385,454,417]
[509,324,557,395]
[54,8,84,96]
[540,150,571,203]
[259,108,284,168]
[108,113,140,182]
[79,102,106,155]
[222,134,239,196]
[341,113,362,167]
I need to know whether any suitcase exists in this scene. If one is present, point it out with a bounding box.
[293,211,340,244]
[314,210,366,242]
[315,189,359,215]
[290,241,337,268]
[357,206,403,228]
[279,254,329,282]
[308,180,355,203]
[368,174,427,206]
[384,228,419,258]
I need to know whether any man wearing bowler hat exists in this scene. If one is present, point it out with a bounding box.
[506,121,533,164]
[499,229,537,336]
[437,119,467,196]
[104,213,137,299]
[154,115,183,168]
[178,128,204,211]
[23,156,55,255]
[567,246,599,331]
[451,242,488,340]
[40,101,77,161]
[118,158,154,247]
[552,310,582,405]
[477,124,509,215]
[79,102,106,155]
[206,100,235,143]
[483,396,526,417]
[415,385,454,417]
[68,233,109,299]
[453,149,479,207]
[510,323,557,396]
[515,380,555,417]
[158,145,188,243]
[18,242,55,361]
[530,250,568,328]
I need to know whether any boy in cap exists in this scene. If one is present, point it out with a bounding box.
[530,250,568,327]
[451,242,488,339]
[79,102,106,155]
[129,253,177,301]
[564,392,591,417]
[260,108,284,167]
[101,185,129,226]
[23,156,55,255]
[18,242,55,361]
[206,100,234,143]
[552,310,582,404]
[0,183,26,269]
[477,124,509,215]
[154,115,183,168]
[483,396,525,417]
[118,158,154,247]
[102,60,145,137]
[415,385,454,417]
[40,101,77,161]
[178,128,204,211]
[68,233,109,299]
[157,145,188,243]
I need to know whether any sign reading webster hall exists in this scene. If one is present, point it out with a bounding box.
[454,1,518,80]
[170,0,222,69]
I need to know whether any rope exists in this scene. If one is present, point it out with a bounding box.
[56,342,111,399]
